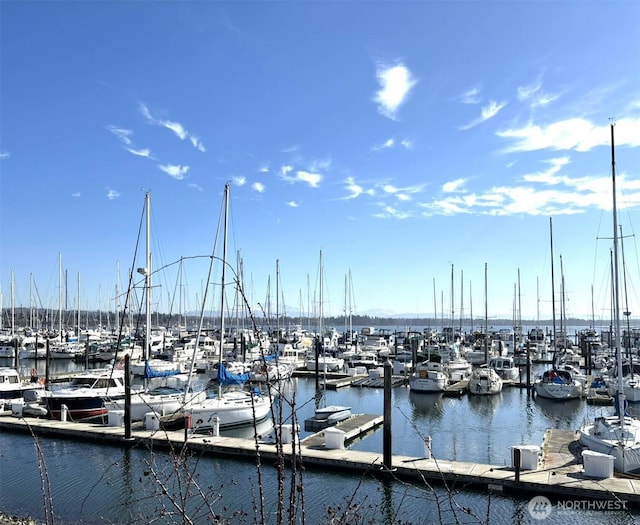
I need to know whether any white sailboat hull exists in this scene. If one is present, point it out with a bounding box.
[106,389,207,422]
[189,391,271,429]
[579,416,640,474]
[533,381,583,400]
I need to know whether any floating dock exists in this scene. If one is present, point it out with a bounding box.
[1,412,638,505]
[444,379,469,396]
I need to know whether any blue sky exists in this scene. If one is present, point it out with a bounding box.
[1,1,640,327]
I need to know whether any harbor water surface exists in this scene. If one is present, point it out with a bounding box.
[1,351,639,524]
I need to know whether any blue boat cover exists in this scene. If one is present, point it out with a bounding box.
[144,361,181,379]
[217,362,251,385]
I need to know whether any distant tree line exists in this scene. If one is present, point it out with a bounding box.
[1,307,596,332]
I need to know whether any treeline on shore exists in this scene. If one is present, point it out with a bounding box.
[1,307,599,332]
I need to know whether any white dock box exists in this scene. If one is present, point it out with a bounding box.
[582,450,614,478]
[11,400,24,417]
[324,427,346,450]
[510,445,540,470]
[281,424,299,444]
[145,411,160,431]
[108,409,125,427]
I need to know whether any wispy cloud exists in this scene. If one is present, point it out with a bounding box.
[372,204,413,219]
[108,125,155,158]
[126,147,154,159]
[521,157,570,185]
[0,151,10,159]
[139,102,206,152]
[158,164,189,180]
[233,176,247,186]
[286,201,300,208]
[371,138,395,151]
[517,79,560,109]
[380,182,424,201]
[459,86,481,104]
[107,125,133,145]
[442,178,467,193]
[279,166,323,188]
[71,192,81,198]
[295,171,322,188]
[400,138,413,150]
[371,137,413,151]
[373,62,417,120]
[252,182,265,193]
[497,117,640,153]
[307,158,331,172]
[106,189,120,200]
[341,177,369,200]
[188,183,203,192]
[459,100,508,130]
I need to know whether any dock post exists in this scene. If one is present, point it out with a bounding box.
[212,416,220,437]
[124,354,132,440]
[383,360,392,470]
[424,436,432,459]
[526,343,531,395]
[514,448,521,482]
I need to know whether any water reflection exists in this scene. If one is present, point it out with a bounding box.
[534,396,584,427]
[408,391,445,420]
[467,392,502,417]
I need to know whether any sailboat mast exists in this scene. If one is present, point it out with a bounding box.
[549,217,557,362]
[145,192,152,363]
[219,183,230,386]
[610,124,625,427]
[58,252,62,339]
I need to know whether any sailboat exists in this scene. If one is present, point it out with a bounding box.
[579,123,640,474]
[106,192,206,422]
[312,250,350,422]
[187,183,272,430]
[468,366,503,395]
[533,218,583,401]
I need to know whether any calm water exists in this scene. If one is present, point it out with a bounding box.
[1,356,640,524]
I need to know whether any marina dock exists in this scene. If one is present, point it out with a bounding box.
[1,411,639,505]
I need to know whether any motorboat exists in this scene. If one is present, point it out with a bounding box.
[0,367,45,409]
[347,351,379,370]
[488,356,520,382]
[44,367,137,420]
[306,354,345,373]
[409,361,448,393]
[315,405,352,422]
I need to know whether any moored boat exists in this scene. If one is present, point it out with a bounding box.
[409,361,449,393]
[44,367,135,420]
[0,367,45,409]
[468,366,503,395]
[533,368,583,400]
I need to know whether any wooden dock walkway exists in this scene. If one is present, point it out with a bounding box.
[444,379,469,396]
[351,375,407,388]
[301,414,383,448]
[2,412,639,505]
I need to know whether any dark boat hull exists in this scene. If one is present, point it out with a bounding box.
[46,395,125,420]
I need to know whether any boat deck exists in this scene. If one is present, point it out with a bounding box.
[1,412,639,505]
